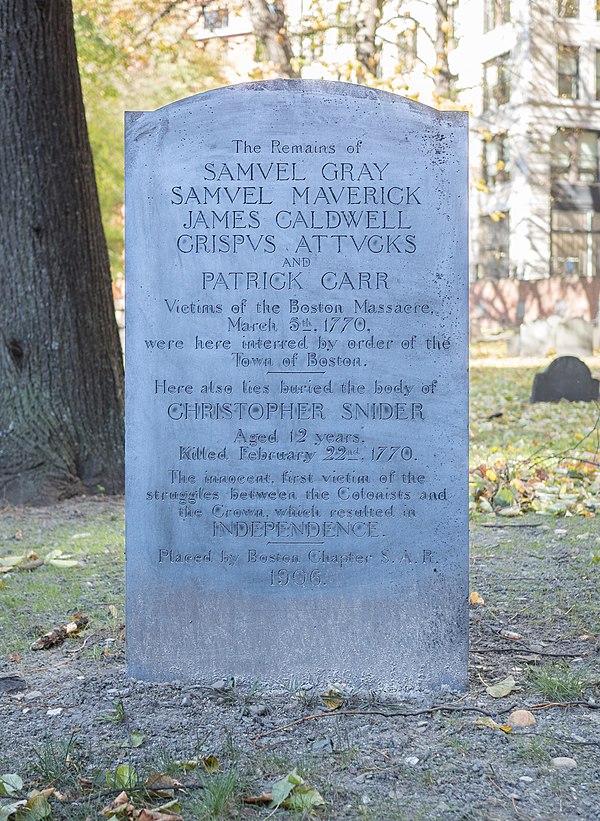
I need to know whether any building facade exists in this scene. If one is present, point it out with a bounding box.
[455,0,600,326]
[192,0,600,325]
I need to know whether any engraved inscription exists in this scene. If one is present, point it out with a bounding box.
[130,121,465,592]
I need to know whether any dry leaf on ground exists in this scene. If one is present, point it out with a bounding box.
[485,675,516,698]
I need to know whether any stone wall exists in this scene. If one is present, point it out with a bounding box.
[470,275,600,334]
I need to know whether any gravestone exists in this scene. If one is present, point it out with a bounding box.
[125,81,469,691]
[531,356,599,402]
[555,317,594,357]
[518,318,558,357]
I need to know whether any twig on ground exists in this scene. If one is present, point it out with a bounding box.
[471,645,584,658]
[254,703,518,741]
[527,700,600,711]
[65,636,91,654]
[487,765,527,820]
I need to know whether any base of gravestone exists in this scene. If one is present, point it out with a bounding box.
[126,580,469,694]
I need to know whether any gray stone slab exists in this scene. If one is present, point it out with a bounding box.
[125,80,469,693]
[518,319,557,357]
[555,318,594,357]
[530,356,599,402]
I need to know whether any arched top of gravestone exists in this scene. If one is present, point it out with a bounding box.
[126,79,466,126]
[530,356,600,403]
[545,355,592,376]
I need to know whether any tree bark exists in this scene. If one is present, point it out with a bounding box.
[0,0,124,504]
[433,0,457,101]
[355,0,384,80]
[246,0,299,78]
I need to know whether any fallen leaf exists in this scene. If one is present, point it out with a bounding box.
[0,555,28,573]
[469,591,485,606]
[46,558,79,568]
[23,792,52,819]
[271,768,302,806]
[493,486,516,508]
[201,755,220,773]
[320,688,345,711]
[129,732,146,749]
[486,675,516,698]
[106,764,138,790]
[473,717,512,733]
[136,810,182,821]
[144,773,182,793]
[0,773,24,797]
[102,790,134,818]
[268,768,325,811]
[500,630,522,640]
[0,799,27,821]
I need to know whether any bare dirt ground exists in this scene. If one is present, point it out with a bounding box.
[0,498,598,820]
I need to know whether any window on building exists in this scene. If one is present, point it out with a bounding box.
[551,129,599,182]
[551,210,600,277]
[596,50,600,100]
[558,0,579,17]
[203,6,229,30]
[484,0,511,32]
[483,133,510,186]
[479,212,510,279]
[557,45,579,98]
[483,54,511,109]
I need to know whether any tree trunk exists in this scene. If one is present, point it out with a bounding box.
[246,0,299,78]
[433,0,457,101]
[0,0,124,504]
[355,0,384,80]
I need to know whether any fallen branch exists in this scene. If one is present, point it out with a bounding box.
[527,700,600,712]
[254,703,518,741]
[31,613,88,651]
[471,645,585,659]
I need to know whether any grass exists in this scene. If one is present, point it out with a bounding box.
[0,498,124,658]
[100,698,127,723]
[525,661,589,700]
[30,733,82,790]
[509,736,553,764]
[184,769,244,820]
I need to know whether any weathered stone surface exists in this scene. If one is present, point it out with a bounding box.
[514,317,596,357]
[555,318,594,357]
[125,81,469,691]
[518,318,558,357]
[530,356,599,403]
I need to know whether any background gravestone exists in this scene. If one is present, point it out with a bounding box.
[125,81,468,691]
[518,317,558,357]
[555,318,594,357]
[531,356,599,403]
